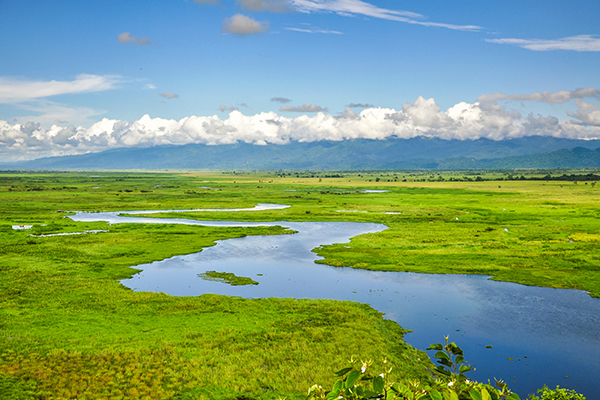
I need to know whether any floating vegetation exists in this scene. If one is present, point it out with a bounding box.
[198,271,259,286]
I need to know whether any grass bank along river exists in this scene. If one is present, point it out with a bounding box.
[1,171,599,399]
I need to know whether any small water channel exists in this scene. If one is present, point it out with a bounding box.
[69,206,600,398]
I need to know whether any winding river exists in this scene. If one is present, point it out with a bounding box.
[69,205,600,398]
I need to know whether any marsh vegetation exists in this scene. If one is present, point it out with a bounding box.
[0,170,597,399]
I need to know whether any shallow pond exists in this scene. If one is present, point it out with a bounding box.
[69,206,600,398]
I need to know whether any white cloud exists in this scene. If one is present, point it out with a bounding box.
[116,32,150,46]
[289,0,482,31]
[280,103,327,112]
[486,35,600,52]
[3,91,600,161]
[567,100,600,126]
[145,83,157,90]
[477,87,600,104]
[0,74,120,104]
[222,14,269,36]
[237,0,290,12]
[159,92,179,99]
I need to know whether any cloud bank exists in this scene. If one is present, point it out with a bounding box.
[2,88,600,161]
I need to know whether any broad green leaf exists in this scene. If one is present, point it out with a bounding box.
[335,367,354,376]
[325,392,339,400]
[373,375,384,393]
[505,393,521,400]
[481,388,491,400]
[427,343,443,350]
[333,379,343,392]
[435,366,451,376]
[459,365,471,373]
[390,382,404,393]
[429,389,443,400]
[455,356,464,364]
[468,390,483,400]
[435,351,449,360]
[345,369,361,388]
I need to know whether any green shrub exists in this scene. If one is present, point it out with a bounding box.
[527,386,586,400]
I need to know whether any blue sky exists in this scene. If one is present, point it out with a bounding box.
[1,0,599,160]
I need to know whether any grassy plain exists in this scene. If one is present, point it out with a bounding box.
[1,170,598,399]
[0,172,431,400]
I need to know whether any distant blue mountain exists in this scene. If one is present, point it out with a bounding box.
[2,136,600,170]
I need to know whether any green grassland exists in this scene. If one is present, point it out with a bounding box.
[1,170,598,399]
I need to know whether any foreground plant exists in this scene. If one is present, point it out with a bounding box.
[307,337,520,400]
[527,385,586,400]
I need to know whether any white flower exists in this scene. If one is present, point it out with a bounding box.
[448,381,454,387]
[361,363,367,373]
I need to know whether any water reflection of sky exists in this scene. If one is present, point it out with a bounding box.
[69,207,600,398]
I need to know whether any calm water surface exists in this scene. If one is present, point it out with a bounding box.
[70,206,600,398]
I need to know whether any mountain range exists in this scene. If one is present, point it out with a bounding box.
[2,136,600,171]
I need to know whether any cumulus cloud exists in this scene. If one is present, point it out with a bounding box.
[116,32,150,46]
[347,103,374,108]
[219,104,240,112]
[289,0,482,31]
[486,35,600,52]
[237,0,290,12]
[271,97,292,103]
[279,103,328,112]
[477,87,600,104]
[159,92,179,99]
[3,90,600,162]
[0,74,120,104]
[222,14,269,36]
[567,100,600,126]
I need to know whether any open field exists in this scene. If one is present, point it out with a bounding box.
[1,171,598,399]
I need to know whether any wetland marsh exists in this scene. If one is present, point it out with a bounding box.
[1,171,598,399]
